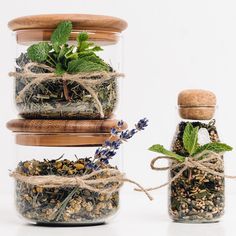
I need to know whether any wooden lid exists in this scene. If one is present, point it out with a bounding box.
[7,119,127,147]
[178,89,216,107]
[178,89,216,120]
[7,119,127,133]
[8,14,128,32]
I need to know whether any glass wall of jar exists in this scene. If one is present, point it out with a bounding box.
[169,90,225,223]
[7,119,126,225]
[8,14,127,119]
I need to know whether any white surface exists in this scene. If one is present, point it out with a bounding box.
[2,0,236,194]
[1,191,236,236]
[1,0,236,234]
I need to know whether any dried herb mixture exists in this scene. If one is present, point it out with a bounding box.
[15,158,119,224]
[14,119,148,224]
[14,21,118,119]
[149,121,232,223]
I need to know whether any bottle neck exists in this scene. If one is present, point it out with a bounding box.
[178,106,216,121]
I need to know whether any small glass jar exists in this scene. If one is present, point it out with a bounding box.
[8,14,127,119]
[7,119,126,225]
[169,90,225,223]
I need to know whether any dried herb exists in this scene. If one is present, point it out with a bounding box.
[14,21,117,119]
[15,158,119,224]
[149,123,232,162]
[14,119,148,224]
[149,121,232,222]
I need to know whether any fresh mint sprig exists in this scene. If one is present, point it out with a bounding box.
[183,123,199,155]
[149,122,233,162]
[149,144,185,162]
[194,142,232,155]
[26,21,110,75]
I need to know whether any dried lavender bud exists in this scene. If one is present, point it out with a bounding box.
[94,118,148,167]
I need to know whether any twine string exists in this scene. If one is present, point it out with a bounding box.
[135,150,236,193]
[10,168,153,201]
[9,63,124,118]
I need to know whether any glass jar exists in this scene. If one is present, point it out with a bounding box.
[7,119,126,225]
[8,14,127,119]
[169,90,225,223]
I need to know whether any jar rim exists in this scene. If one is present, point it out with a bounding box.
[15,29,121,45]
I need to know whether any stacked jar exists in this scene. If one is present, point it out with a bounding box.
[7,14,127,225]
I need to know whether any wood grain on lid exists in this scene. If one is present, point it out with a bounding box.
[7,119,127,134]
[14,133,113,147]
[8,14,128,32]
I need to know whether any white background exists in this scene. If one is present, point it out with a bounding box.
[1,0,236,235]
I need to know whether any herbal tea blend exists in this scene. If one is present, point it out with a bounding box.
[143,90,235,223]
[14,158,120,224]
[10,118,150,224]
[8,15,128,119]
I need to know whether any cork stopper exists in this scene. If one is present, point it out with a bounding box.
[178,89,216,120]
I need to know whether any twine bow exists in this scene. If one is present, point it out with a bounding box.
[136,150,236,192]
[10,168,153,200]
[9,63,124,118]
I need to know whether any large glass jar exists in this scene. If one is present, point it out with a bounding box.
[8,14,127,119]
[7,119,126,225]
[169,90,225,223]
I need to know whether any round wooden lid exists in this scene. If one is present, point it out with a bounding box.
[178,89,216,120]
[6,119,127,147]
[8,14,128,32]
[7,119,127,133]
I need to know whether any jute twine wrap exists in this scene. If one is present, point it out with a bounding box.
[136,150,236,193]
[9,63,124,118]
[10,168,153,200]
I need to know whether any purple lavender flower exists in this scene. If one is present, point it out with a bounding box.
[91,118,148,169]
[135,118,148,131]
[117,120,124,128]
[111,128,120,136]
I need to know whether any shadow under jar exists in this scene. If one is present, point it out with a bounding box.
[169,89,225,223]
[8,14,127,119]
[7,119,127,225]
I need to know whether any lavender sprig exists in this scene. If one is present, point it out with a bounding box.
[91,118,148,168]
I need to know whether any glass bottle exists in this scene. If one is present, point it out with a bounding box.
[169,89,224,223]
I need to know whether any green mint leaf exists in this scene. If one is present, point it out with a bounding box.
[27,42,51,63]
[67,58,108,73]
[91,46,103,52]
[78,41,91,52]
[149,144,185,162]
[77,32,89,43]
[57,45,69,60]
[64,46,75,58]
[55,63,65,75]
[183,123,199,155]
[51,21,72,50]
[78,52,109,68]
[194,142,233,155]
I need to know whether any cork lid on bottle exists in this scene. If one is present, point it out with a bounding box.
[178,89,216,120]
[6,119,127,147]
